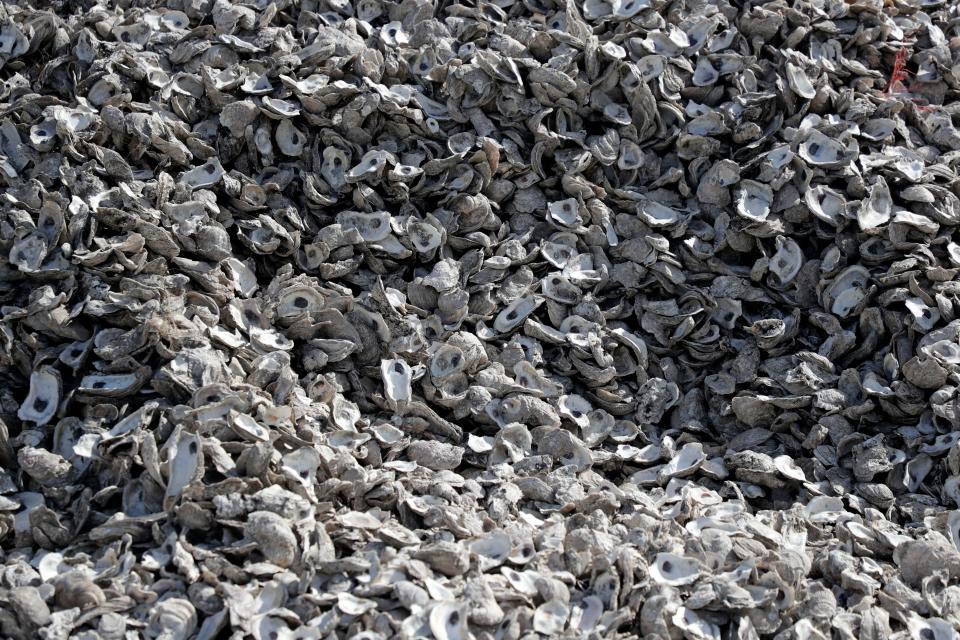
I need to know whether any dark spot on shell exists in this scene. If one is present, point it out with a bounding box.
[188,441,198,454]
[33,397,49,413]
[300,469,309,478]
[204,164,216,174]
[506,310,517,320]
[91,381,107,389]
[207,394,220,403]
[394,362,404,373]
[449,611,460,625]
[662,560,673,572]
[293,297,309,309]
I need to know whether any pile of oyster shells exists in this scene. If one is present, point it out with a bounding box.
[3,0,960,637]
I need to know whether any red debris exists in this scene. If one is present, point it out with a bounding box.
[885,47,910,95]
[885,46,940,112]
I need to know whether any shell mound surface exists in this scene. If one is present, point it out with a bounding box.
[1,0,960,638]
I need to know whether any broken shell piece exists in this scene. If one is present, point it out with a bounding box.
[29,121,57,151]
[799,130,851,168]
[165,430,202,505]
[611,0,648,18]
[18,367,61,426]
[735,180,773,222]
[858,178,892,230]
[429,602,467,640]
[785,62,816,99]
[346,150,392,182]
[533,600,569,636]
[146,599,196,640]
[806,185,847,226]
[275,120,306,156]
[650,553,700,586]
[639,201,683,227]
[558,394,592,428]
[431,344,466,378]
[659,443,706,481]
[768,235,803,285]
[381,359,413,407]
[692,57,719,86]
[407,219,443,253]
[542,237,578,269]
[244,511,298,568]
[822,266,871,318]
[494,295,543,333]
[547,199,583,228]
[78,369,150,399]
[774,455,806,482]
[469,531,512,570]
[181,159,225,189]
[338,210,392,242]
[542,273,581,305]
